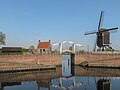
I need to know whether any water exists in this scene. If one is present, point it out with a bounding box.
[0,55,120,90]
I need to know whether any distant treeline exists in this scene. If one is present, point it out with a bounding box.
[0,47,29,55]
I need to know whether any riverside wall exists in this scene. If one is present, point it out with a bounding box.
[0,54,62,65]
[0,53,120,66]
[75,53,120,67]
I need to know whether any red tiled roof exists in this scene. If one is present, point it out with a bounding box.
[37,42,50,49]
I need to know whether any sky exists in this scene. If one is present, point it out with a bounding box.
[0,0,120,51]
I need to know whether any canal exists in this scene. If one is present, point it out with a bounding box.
[0,55,120,90]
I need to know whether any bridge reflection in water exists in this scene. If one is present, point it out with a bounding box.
[0,56,120,90]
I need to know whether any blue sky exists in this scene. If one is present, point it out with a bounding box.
[0,0,120,50]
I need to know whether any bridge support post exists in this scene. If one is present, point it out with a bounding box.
[59,43,62,54]
[71,53,75,76]
[71,53,75,65]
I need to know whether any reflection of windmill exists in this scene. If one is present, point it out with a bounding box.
[84,11,118,51]
[97,79,111,90]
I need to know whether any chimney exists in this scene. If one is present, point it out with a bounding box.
[39,40,40,42]
[49,40,51,44]
[49,40,51,51]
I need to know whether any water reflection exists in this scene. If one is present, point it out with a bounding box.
[62,55,72,77]
[51,76,83,90]
[0,55,120,90]
[37,80,50,90]
[62,54,75,78]
[97,79,111,90]
[0,82,21,90]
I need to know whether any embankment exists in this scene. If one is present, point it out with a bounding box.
[75,53,120,68]
[0,53,62,72]
[0,52,120,71]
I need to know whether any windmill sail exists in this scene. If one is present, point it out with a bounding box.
[101,27,118,32]
[98,11,104,31]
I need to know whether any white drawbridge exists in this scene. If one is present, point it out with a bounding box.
[52,41,82,54]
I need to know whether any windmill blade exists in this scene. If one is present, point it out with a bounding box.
[84,31,97,35]
[98,11,104,30]
[107,27,118,31]
[101,27,118,32]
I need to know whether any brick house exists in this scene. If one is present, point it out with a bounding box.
[37,40,51,54]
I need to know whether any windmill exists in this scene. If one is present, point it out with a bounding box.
[84,11,118,51]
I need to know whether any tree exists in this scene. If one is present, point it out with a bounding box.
[29,45,36,54]
[0,32,5,45]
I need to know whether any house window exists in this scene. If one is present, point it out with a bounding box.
[43,49,45,52]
